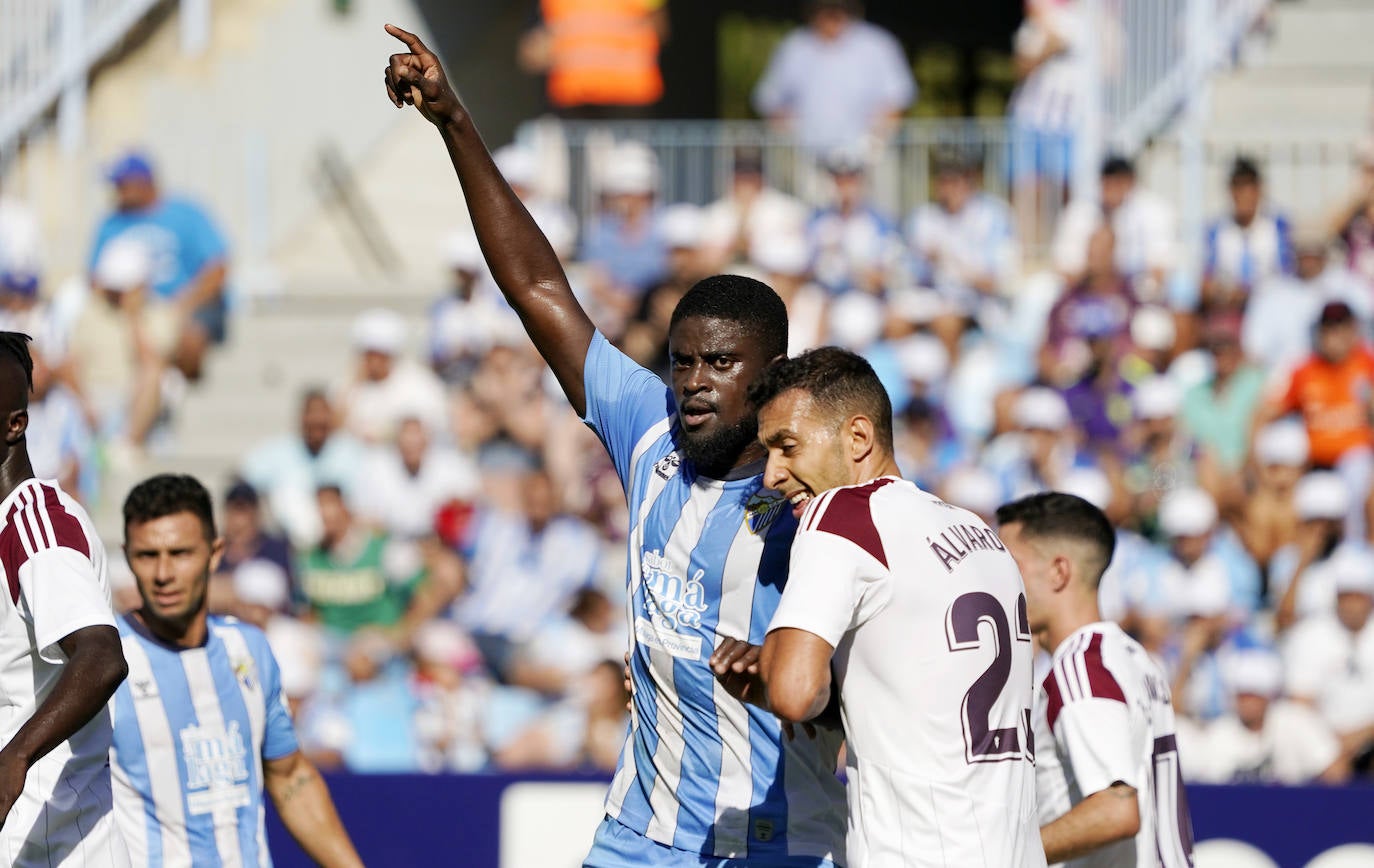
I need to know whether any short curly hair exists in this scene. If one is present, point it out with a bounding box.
[669,274,788,363]
[123,474,216,541]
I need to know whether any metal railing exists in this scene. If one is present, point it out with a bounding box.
[522,116,1366,269]
[522,118,1075,260]
[0,0,210,166]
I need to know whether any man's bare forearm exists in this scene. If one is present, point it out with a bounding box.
[1041,783,1140,864]
[3,626,126,770]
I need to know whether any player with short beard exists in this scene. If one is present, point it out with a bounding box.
[112,474,361,866]
[384,25,845,867]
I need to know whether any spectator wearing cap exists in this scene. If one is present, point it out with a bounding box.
[905,150,1018,356]
[1235,421,1308,571]
[1243,221,1371,369]
[1118,304,1177,384]
[209,480,297,627]
[891,335,963,489]
[806,146,904,295]
[622,204,710,373]
[699,148,809,272]
[333,308,448,444]
[1053,155,1176,299]
[752,0,916,154]
[580,142,668,316]
[428,230,518,387]
[1201,156,1294,312]
[1180,312,1266,477]
[1270,471,1364,630]
[1254,299,1374,543]
[410,620,491,773]
[1178,650,1348,785]
[752,233,828,356]
[1157,485,1262,619]
[492,144,578,262]
[240,388,365,547]
[87,150,229,383]
[983,386,1083,500]
[1122,376,1201,533]
[1283,548,1374,770]
[67,234,178,452]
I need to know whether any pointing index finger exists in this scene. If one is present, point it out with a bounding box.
[385,23,430,55]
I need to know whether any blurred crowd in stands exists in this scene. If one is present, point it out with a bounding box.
[2,0,1371,786]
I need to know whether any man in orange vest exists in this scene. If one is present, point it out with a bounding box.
[518,0,668,118]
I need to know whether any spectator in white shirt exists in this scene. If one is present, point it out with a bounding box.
[1201,156,1293,312]
[1053,155,1176,300]
[699,148,809,272]
[1009,0,1086,188]
[752,0,916,153]
[806,147,905,295]
[1271,472,1363,631]
[1242,221,1371,370]
[906,149,1018,355]
[334,308,449,444]
[1283,551,1374,766]
[752,234,828,357]
[1178,650,1348,785]
[240,389,366,547]
[354,417,480,541]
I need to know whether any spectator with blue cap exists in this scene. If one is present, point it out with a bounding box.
[87,149,229,385]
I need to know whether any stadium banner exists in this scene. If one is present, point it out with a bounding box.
[265,774,1374,867]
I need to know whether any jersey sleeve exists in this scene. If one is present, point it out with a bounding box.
[1043,646,1141,795]
[580,330,676,484]
[257,637,300,761]
[1049,696,1139,794]
[767,488,891,647]
[1,494,114,663]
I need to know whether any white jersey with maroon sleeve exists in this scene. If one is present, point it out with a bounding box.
[1034,622,1194,868]
[0,478,128,867]
[768,476,1045,868]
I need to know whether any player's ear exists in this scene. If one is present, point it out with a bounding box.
[1049,554,1072,593]
[4,408,27,445]
[847,414,875,461]
[207,536,226,574]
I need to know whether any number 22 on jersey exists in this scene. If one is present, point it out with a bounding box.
[946,592,1036,765]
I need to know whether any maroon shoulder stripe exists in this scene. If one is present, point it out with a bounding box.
[1082,633,1126,703]
[811,478,896,569]
[1044,670,1065,731]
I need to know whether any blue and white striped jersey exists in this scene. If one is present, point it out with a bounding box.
[110,614,299,867]
[581,332,846,861]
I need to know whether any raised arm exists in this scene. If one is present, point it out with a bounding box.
[384,24,595,415]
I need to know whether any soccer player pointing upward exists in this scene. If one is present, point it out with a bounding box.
[719,347,1044,867]
[385,25,845,867]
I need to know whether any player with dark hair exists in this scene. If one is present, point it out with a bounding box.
[716,346,1044,866]
[112,473,362,866]
[0,330,131,865]
[384,27,845,867]
[997,492,1194,867]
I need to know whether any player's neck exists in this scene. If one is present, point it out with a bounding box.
[0,449,35,504]
[1045,602,1106,657]
[850,452,902,487]
[133,608,209,650]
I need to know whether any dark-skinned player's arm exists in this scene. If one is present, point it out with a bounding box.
[711,635,836,738]
[383,24,595,416]
[0,625,127,827]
